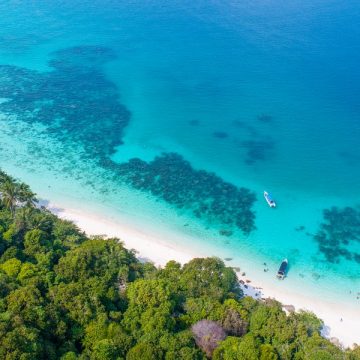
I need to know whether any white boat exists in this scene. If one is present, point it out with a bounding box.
[277,259,288,279]
[264,191,276,208]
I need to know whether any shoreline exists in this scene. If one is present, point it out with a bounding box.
[46,200,360,349]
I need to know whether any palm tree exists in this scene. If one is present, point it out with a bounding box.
[0,179,18,215]
[14,206,34,234]
[0,170,14,186]
[0,179,37,216]
[17,183,37,208]
[14,206,51,235]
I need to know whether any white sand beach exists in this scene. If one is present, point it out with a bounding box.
[48,201,360,349]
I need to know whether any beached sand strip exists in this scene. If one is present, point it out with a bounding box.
[48,202,360,349]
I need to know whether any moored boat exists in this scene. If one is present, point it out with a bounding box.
[277,259,288,279]
[264,191,276,207]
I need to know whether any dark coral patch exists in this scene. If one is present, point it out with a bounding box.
[0,46,129,159]
[257,114,273,123]
[313,206,360,263]
[232,120,258,137]
[49,45,117,70]
[240,139,275,165]
[116,153,256,235]
[213,131,229,139]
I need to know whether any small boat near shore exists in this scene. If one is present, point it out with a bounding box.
[264,191,276,207]
[277,259,288,280]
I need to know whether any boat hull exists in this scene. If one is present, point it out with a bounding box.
[264,191,276,207]
[277,259,288,279]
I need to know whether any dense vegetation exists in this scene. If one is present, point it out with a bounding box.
[0,170,359,360]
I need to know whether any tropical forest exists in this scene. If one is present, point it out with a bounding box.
[0,169,359,360]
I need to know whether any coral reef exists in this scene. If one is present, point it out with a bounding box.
[116,153,256,234]
[240,139,275,165]
[232,116,275,165]
[313,206,360,263]
[0,45,129,159]
[0,46,257,236]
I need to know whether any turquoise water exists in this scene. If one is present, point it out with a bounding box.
[1,1,360,306]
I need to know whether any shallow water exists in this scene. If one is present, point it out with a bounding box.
[0,0,360,307]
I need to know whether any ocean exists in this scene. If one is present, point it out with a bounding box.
[0,0,360,308]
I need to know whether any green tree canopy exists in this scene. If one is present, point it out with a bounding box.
[0,169,355,359]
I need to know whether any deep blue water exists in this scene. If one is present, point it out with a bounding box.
[0,0,360,304]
